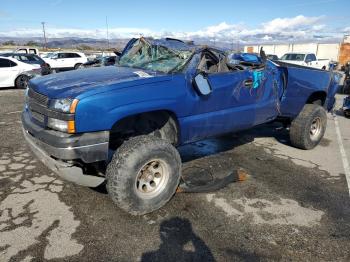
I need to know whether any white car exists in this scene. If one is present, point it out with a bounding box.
[43,52,88,71]
[0,56,41,89]
[15,48,40,55]
[280,52,330,70]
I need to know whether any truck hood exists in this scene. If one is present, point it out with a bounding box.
[29,66,167,99]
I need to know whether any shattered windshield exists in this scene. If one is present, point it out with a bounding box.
[118,38,193,73]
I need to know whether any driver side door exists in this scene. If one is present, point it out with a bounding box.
[182,51,280,142]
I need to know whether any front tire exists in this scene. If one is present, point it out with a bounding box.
[106,135,181,215]
[290,104,327,149]
[15,75,29,89]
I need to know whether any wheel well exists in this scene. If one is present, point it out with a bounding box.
[306,91,327,106]
[109,110,179,149]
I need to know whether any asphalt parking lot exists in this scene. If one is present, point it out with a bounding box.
[0,90,349,261]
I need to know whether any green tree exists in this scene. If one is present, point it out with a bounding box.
[77,44,93,50]
[2,40,16,46]
[25,41,40,46]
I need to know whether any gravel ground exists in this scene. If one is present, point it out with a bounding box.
[0,90,349,262]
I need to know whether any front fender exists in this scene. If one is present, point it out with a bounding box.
[76,99,181,133]
[74,75,188,132]
[106,99,180,128]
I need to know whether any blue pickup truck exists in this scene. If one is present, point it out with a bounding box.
[22,38,339,215]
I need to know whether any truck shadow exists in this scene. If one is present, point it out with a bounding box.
[91,122,290,194]
[140,217,215,262]
[179,122,290,163]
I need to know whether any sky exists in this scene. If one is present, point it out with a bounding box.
[0,0,349,43]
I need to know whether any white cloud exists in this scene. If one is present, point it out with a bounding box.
[262,35,272,41]
[0,15,347,43]
[261,15,322,34]
[343,27,350,33]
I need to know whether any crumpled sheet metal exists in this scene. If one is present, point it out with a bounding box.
[177,167,248,193]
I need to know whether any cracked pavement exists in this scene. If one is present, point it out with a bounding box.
[0,90,349,261]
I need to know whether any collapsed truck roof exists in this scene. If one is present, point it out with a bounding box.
[118,37,227,73]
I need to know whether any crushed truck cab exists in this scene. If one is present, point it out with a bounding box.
[22,38,339,215]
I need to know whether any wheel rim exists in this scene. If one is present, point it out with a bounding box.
[18,76,28,89]
[135,159,169,199]
[310,117,322,141]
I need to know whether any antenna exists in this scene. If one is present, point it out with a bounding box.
[105,16,110,49]
[41,22,47,50]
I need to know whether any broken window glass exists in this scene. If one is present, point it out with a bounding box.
[118,38,193,73]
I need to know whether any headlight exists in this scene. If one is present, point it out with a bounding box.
[50,98,73,113]
[48,98,78,133]
[48,118,75,133]
[48,118,68,132]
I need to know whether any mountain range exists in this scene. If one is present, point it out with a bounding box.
[0,36,241,51]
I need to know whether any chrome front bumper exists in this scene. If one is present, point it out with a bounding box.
[23,127,106,187]
[22,110,108,187]
[22,110,109,163]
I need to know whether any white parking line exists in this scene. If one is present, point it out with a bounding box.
[334,115,350,197]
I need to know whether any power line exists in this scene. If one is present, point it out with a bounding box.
[105,16,110,49]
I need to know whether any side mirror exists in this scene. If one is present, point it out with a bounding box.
[193,73,212,96]
[305,59,311,63]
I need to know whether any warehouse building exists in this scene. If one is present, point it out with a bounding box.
[244,35,350,66]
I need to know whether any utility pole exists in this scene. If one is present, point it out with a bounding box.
[105,16,110,50]
[41,22,47,50]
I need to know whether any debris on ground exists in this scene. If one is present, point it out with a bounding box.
[177,167,248,193]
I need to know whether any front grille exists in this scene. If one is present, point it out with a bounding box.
[28,88,48,107]
[27,88,48,124]
[30,110,45,123]
[26,88,74,125]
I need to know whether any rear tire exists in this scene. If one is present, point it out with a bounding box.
[74,63,82,70]
[43,64,52,75]
[290,104,327,149]
[15,75,29,89]
[106,135,181,215]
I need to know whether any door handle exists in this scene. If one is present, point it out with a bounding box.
[243,79,253,88]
